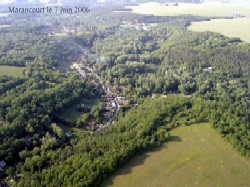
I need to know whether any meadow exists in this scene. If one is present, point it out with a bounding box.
[57,98,99,122]
[127,2,250,17]
[188,18,250,43]
[0,65,25,77]
[102,123,250,187]
[57,123,87,139]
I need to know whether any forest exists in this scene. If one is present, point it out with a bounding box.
[0,4,249,187]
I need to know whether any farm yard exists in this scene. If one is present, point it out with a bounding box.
[0,65,25,77]
[102,123,250,187]
[188,18,250,43]
[127,2,250,17]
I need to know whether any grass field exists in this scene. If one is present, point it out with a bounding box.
[102,123,250,187]
[0,65,25,77]
[57,105,82,122]
[127,2,250,17]
[57,123,87,138]
[57,98,99,122]
[188,18,250,43]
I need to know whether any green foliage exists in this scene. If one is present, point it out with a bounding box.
[0,6,249,187]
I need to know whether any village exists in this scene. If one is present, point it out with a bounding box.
[69,59,129,133]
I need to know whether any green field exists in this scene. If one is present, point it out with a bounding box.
[57,98,99,122]
[57,105,82,122]
[127,2,250,17]
[102,123,250,187]
[188,18,250,43]
[57,123,87,138]
[0,65,25,77]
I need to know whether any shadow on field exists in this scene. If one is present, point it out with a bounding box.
[168,135,182,142]
[102,136,182,187]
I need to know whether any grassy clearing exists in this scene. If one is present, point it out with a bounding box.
[127,2,250,17]
[188,18,250,43]
[57,123,87,138]
[57,105,82,122]
[57,98,99,122]
[0,65,25,77]
[102,123,250,187]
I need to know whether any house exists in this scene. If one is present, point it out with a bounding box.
[111,101,116,108]
[116,97,129,106]
[0,161,6,172]
[65,131,73,138]
[203,66,214,72]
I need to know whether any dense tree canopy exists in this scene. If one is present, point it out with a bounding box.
[0,4,249,187]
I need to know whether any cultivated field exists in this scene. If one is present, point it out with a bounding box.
[102,123,250,187]
[0,65,25,77]
[188,18,250,43]
[127,2,250,17]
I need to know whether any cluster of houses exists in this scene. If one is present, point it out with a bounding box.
[70,62,130,131]
[161,3,179,6]
[116,96,129,106]
[120,20,155,31]
[233,14,245,18]
[102,85,129,109]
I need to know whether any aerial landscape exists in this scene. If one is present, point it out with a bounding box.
[0,0,249,187]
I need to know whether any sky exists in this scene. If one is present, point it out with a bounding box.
[0,0,49,4]
[0,0,249,4]
[0,0,14,4]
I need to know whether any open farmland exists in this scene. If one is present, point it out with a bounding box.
[188,18,250,43]
[102,123,250,187]
[127,2,250,17]
[0,65,25,77]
